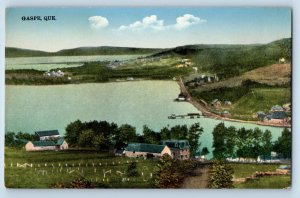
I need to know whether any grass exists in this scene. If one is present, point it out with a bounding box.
[231,163,280,178]
[234,175,291,189]
[231,88,291,115]
[5,148,157,188]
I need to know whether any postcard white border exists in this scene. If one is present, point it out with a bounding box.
[0,0,299,198]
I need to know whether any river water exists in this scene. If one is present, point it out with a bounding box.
[5,81,285,158]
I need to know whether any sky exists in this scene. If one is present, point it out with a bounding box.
[6,7,291,52]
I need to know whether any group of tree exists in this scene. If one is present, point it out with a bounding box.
[65,120,204,156]
[212,123,291,160]
[154,154,196,188]
[5,132,38,148]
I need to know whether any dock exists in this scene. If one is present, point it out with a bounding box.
[168,113,202,119]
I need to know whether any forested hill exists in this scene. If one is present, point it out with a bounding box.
[5,46,163,57]
[152,38,291,78]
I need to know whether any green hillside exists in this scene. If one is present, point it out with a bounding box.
[5,46,163,57]
[160,38,291,79]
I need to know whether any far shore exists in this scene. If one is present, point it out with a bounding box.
[177,77,291,129]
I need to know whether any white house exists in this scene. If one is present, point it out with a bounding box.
[25,138,68,151]
[124,143,172,158]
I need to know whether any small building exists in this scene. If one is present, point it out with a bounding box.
[176,92,187,101]
[256,111,266,121]
[115,149,125,156]
[266,111,287,124]
[124,143,172,158]
[211,99,222,109]
[221,110,230,118]
[162,140,190,160]
[283,103,291,112]
[56,138,69,150]
[25,138,68,151]
[279,58,286,64]
[35,130,60,141]
[224,100,232,106]
[270,105,284,112]
[126,77,134,81]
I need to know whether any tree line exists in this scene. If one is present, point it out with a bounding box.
[64,120,204,157]
[212,123,291,160]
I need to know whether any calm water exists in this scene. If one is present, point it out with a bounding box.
[5,55,143,71]
[5,81,285,158]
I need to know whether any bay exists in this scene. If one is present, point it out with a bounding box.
[5,81,285,158]
[5,55,143,71]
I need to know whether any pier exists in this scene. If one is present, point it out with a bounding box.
[168,113,202,119]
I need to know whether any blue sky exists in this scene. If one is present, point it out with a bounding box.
[6,7,291,52]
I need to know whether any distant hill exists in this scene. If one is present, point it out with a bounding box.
[5,46,163,57]
[6,38,291,79]
[157,38,292,79]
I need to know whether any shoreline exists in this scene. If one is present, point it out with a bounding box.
[177,77,291,129]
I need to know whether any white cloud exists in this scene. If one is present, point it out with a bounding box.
[174,14,206,30]
[118,14,206,31]
[118,15,164,31]
[88,16,109,29]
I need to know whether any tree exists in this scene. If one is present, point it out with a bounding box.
[261,130,273,159]
[273,128,291,159]
[78,129,94,148]
[118,124,137,144]
[212,123,227,159]
[209,160,234,189]
[187,123,204,157]
[65,120,84,147]
[126,162,140,177]
[224,126,237,158]
[154,155,183,188]
[5,132,16,147]
[142,125,160,144]
[170,125,188,139]
[92,134,105,150]
[160,127,171,140]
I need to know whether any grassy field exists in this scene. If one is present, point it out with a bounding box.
[5,148,157,188]
[231,163,282,178]
[230,88,290,116]
[234,175,291,189]
[231,163,291,189]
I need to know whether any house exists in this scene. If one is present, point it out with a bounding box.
[266,111,287,124]
[283,103,291,112]
[211,99,221,108]
[279,58,286,64]
[25,138,68,151]
[221,110,230,118]
[115,149,125,156]
[224,100,232,106]
[124,143,172,158]
[256,111,266,121]
[176,92,187,101]
[270,105,284,112]
[126,77,134,81]
[162,140,190,160]
[35,130,60,140]
[56,138,69,150]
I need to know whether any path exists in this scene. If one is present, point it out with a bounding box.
[182,164,211,189]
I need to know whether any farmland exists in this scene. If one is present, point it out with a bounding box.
[5,148,157,188]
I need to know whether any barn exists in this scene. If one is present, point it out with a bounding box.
[25,138,68,151]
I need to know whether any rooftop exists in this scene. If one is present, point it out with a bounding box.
[35,130,60,137]
[125,143,166,153]
[162,140,190,149]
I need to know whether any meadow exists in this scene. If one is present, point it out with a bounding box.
[5,148,157,188]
